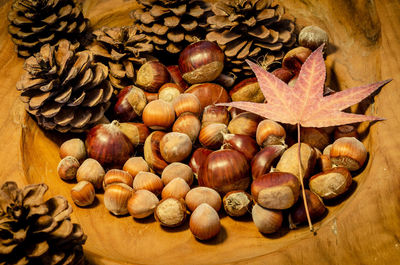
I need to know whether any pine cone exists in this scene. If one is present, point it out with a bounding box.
[86,26,154,90]
[206,0,296,77]
[131,0,211,55]
[0,182,87,265]
[16,39,113,133]
[7,0,89,58]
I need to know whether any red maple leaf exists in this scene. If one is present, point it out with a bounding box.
[218,45,390,128]
[218,45,391,232]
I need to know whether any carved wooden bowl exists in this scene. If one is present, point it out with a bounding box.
[1,0,399,264]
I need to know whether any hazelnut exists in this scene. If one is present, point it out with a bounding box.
[71,181,95,207]
[59,138,86,163]
[154,198,187,227]
[57,156,80,181]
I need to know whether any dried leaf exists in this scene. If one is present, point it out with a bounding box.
[218,45,390,128]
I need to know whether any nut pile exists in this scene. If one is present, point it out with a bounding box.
[56,27,367,240]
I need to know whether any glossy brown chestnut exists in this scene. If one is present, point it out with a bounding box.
[143,91,158,102]
[185,83,230,110]
[179,40,224,84]
[142,99,176,130]
[300,127,330,151]
[251,172,300,210]
[282,47,312,75]
[222,133,259,162]
[228,112,262,138]
[334,125,359,140]
[256,119,286,147]
[229,77,264,103]
[309,167,352,200]
[114,86,147,122]
[251,145,286,180]
[329,137,367,171]
[289,190,326,229]
[86,120,134,168]
[188,147,213,176]
[198,149,250,194]
[136,61,171,92]
[119,122,150,147]
[167,65,188,91]
[271,68,295,83]
[215,73,235,88]
[143,131,168,174]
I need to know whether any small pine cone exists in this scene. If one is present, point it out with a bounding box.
[131,0,211,55]
[16,39,113,133]
[7,0,89,58]
[206,0,296,77]
[86,26,154,90]
[0,181,87,265]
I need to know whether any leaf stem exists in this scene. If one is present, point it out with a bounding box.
[297,123,314,232]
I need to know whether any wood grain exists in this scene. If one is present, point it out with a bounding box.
[1,0,400,264]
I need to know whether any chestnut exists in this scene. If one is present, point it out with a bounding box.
[136,61,171,92]
[282,47,312,75]
[190,203,221,240]
[309,167,352,200]
[188,148,213,176]
[300,127,330,151]
[114,86,147,122]
[289,190,326,229]
[142,100,175,130]
[271,68,295,83]
[198,149,250,194]
[172,113,201,143]
[251,172,300,210]
[334,125,359,140]
[329,137,367,171]
[159,132,192,163]
[276,143,317,180]
[222,133,259,162]
[167,65,188,91]
[143,131,168,174]
[185,83,230,110]
[178,40,224,84]
[223,191,252,217]
[298,25,329,51]
[86,120,134,168]
[251,145,286,180]
[119,122,150,147]
[229,77,264,103]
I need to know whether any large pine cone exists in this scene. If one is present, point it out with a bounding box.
[0,182,87,265]
[16,39,113,133]
[131,0,211,54]
[8,0,89,58]
[87,26,154,90]
[206,0,296,77]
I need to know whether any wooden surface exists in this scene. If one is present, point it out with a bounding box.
[1,0,400,264]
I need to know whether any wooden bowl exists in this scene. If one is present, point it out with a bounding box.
[1,0,400,264]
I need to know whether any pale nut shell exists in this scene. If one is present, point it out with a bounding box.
[104,183,133,215]
[154,198,187,227]
[76,158,105,189]
[123,157,150,178]
[161,178,191,200]
[185,187,221,212]
[59,138,87,162]
[309,167,352,199]
[252,204,283,234]
[57,156,80,180]
[161,162,193,186]
[127,189,159,219]
[133,171,164,196]
[189,203,221,240]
